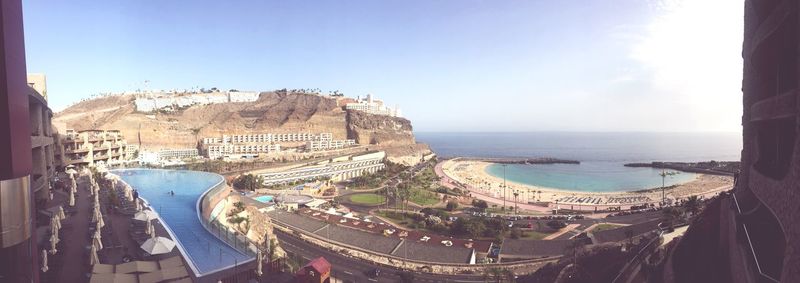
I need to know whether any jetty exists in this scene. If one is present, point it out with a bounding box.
[624,161,740,176]
[459,157,580,165]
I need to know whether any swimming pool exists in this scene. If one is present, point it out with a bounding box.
[254,195,274,203]
[113,169,252,276]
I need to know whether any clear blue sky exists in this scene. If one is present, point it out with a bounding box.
[22,0,743,132]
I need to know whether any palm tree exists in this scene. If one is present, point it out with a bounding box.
[683,195,701,216]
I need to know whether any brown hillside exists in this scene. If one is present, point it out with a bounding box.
[53,91,430,164]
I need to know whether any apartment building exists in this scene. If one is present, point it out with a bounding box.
[27,77,57,207]
[344,94,401,117]
[0,3,57,279]
[260,151,386,186]
[157,148,199,160]
[305,139,356,151]
[201,132,335,159]
[60,130,128,168]
[206,144,280,159]
[203,133,332,144]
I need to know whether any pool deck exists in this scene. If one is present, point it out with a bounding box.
[38,174,191,282]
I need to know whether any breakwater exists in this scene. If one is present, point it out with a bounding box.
[459,157,580,165]
[624,161,740,176]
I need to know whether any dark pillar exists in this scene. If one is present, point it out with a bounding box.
[0,0,38,282]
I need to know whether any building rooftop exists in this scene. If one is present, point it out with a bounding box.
[499,239,574,258]
[592,219,661,243]
[391,240,474,264]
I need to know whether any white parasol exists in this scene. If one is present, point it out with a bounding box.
[93,230,103,251]
[68,189,75,207]
[140,237,175,255]
[41,249,49,273]
[96,215,105,230]
[57,206,66,220]
[133,210,158,222]
[89,244,100,265]
[49,233,58,255]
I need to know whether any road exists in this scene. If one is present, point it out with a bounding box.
[275,230,487,283]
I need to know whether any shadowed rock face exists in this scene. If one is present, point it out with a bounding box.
[53,91,430,164]
[345,109,415,146]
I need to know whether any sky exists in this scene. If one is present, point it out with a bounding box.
[22,0,744,132]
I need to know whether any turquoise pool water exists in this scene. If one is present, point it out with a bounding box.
[113,169,251,276]
[485,162,698,193]
[254,195,274,203]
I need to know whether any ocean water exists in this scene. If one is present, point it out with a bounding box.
[416,132,741,192]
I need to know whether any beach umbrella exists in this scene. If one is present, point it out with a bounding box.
[49,217,59,240]
[68,189,75,207]
[149,225,156,239]
[93,230,103,250]
[49,233,58,255]
[96,215,105,230]
[57,206,66,220]
[41,249,49,273]
[140,237,175,255]
[256,249,263,276]
[145,219,153,236]
[92,206,101,223]
[52,214,61,231]
[89,244,99,265]
[134,210,158,222]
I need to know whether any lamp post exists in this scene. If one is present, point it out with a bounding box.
[502,164,507,210]
[659,170,678,205]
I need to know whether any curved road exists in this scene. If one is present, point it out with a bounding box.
[275,230,487,283]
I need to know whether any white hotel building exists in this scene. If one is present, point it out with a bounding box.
[202,132,335,159]
[306,139,356,151]
[260,151,386,186]
[345,94,401,117]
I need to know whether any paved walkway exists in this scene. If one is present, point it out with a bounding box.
[543,224,580,240]
[55,176,93,283]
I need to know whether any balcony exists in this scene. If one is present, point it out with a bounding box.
[67,158,88,165]
[66,147,91,153]
[732,192,784,282]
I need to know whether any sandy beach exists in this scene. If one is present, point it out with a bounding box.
[440,159,733,210]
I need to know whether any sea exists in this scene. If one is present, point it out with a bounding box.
[415,132,742,192]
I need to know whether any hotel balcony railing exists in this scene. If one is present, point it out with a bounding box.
[731,193,781,283]
[32,174,46,193]
[94,155,109,160]
[67,158,88,165]
[66,147,91,153]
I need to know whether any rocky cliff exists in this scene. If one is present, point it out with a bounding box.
[53,91,430,165]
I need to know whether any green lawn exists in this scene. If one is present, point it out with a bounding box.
[519,230,552,240]
[348,193,386,205]
[592,223,624,232]
[408,188,440,206]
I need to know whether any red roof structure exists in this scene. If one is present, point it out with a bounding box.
[294,257,331,283]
